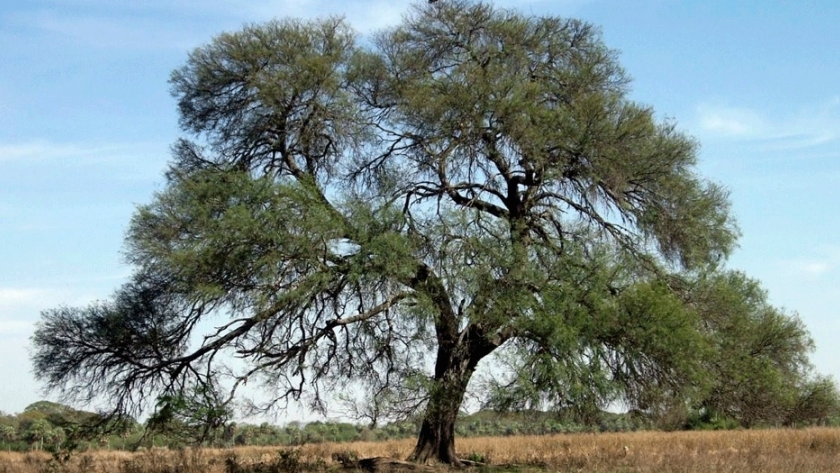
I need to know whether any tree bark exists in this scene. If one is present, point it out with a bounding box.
[408,323,503,466]
[408,365,471,466]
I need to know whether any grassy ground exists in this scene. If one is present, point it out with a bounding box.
[1,427,839,472]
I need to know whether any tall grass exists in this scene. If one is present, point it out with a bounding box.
[1,428,838,472]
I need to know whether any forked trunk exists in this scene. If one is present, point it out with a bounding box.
[405,269,506,466]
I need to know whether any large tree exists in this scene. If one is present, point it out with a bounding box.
[33,1,740,464]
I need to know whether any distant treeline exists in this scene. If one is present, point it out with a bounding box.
[1,400,838,453]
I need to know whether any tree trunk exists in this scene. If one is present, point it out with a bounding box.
[408,365,471,466]
[408,323,502,466]
[405,265,507,466]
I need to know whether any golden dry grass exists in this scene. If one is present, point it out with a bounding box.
[1,428,840,472]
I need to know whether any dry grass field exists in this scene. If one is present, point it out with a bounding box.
[2,428,840,473]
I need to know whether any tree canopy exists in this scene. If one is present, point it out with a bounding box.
[684,271,837,429]
[31,0,831,465]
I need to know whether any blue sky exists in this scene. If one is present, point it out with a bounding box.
[1,0,838,418]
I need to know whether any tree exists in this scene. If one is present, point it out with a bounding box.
[25,419,51,451]
[786,376,840,426]
[685,271,839,428]
[32,1,741,465]
[0,424,15,452]
[222,422,237,447]
[46,426,65,451]
[23,401,96,430]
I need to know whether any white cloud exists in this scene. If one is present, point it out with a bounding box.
[0,141,92,162]
[0,320,33,336]
[697,103,767,137]
[0,288,51,312]
[16,1,398,45]
[0,289,51,341]
[783,246,840,279]
[0,140,166,178]
[19,9,205,51]
[802,262,833,277]
[0,287,106,317]
[695,97,840,151]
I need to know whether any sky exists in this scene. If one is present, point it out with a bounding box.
[1,0,839,419]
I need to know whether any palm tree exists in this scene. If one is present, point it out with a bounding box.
[48,427,65,451]
[0,425,16,452]
[25,419,50,451]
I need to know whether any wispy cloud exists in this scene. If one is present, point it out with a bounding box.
[0,287,89,313]
[0,140,166,176]
[782,246,840,279]
[0,288,59,338]
[0,320,33,336]
[15,1,398,47]
[0,286,114,321]
[0,288,51,312]
[697,103,767,138]
[695,97,840,151]
[20,10,205,51]
[0,141,107,162]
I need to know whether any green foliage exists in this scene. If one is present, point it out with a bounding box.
[0,423,17,451]
[685,410,740,431]
[466,451,488,463]
[483,271,711,422]
[145,383,232,446]
[24,418,51,450]
[683,271,838,428]
[786,375,840,426]
[276,448,304,473]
